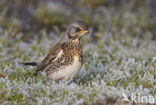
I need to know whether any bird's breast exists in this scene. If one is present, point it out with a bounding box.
[48,56,82,81]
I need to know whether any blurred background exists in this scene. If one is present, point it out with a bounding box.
[0,1,156,104]
[0,0,155,41]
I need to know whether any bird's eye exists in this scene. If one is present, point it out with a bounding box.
[75,27,81,32]
[69,27,81,35]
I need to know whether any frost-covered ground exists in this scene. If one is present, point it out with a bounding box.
[0,26,156,104]
[0,0,156,105]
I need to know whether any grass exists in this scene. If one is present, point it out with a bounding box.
[0,0,156,105]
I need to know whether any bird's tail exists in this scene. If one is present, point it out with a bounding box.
[20,62,40,66]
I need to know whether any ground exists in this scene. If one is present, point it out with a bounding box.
[0,0,155,105]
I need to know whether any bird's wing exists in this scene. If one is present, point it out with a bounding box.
[36,42,63,72]
[34,32,68,75]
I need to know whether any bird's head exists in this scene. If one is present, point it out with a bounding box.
[67,20,88,40]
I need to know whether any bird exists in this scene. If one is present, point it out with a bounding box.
[21,20,89,81]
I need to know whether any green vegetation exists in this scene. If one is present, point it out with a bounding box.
[0,0,155,104]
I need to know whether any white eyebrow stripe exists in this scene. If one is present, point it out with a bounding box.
[72,25,83,31]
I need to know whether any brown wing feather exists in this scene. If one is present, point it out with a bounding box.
[34,33,68,75]
[36,42,62,72]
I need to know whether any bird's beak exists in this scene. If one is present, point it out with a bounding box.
[80,30,89,35]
